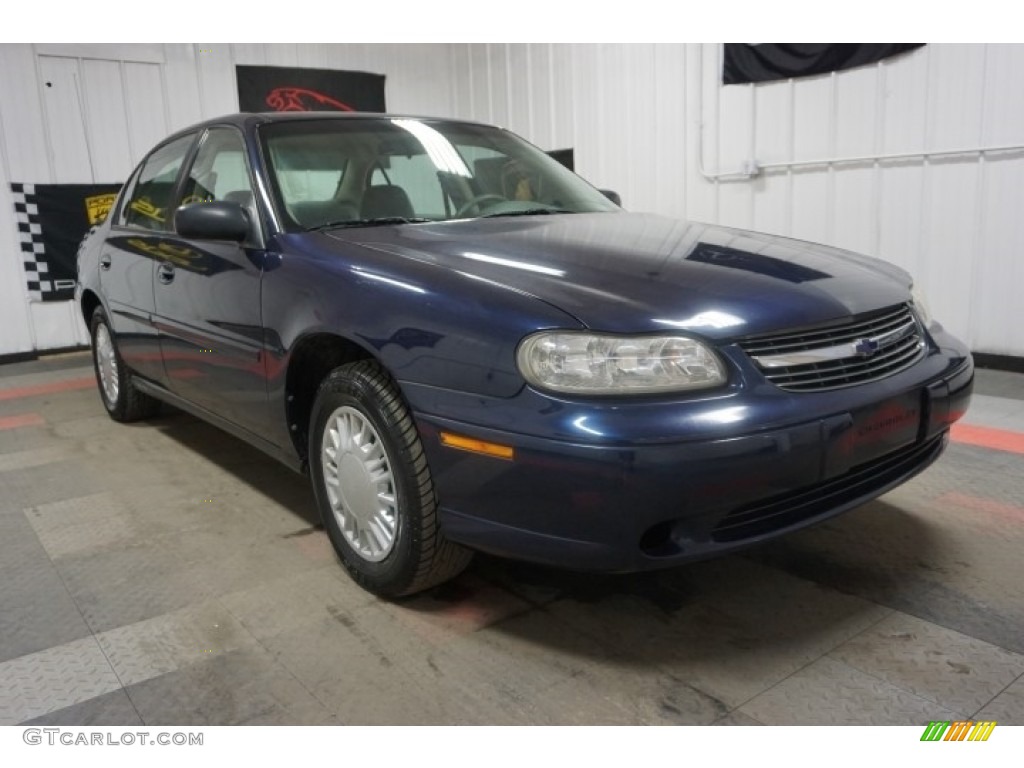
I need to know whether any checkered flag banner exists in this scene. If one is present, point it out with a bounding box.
[10,183,54,301]
[9,181,121,302]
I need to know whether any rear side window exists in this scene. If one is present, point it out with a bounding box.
[119,134,195,231]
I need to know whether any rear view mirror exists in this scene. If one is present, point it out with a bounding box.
[174,201,249,242]
[600,189,622,206]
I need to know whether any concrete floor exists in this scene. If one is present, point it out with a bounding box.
[1,351,1022,726]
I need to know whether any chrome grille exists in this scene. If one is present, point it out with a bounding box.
[739,304,926,392]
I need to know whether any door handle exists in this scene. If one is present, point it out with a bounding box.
[99,254,112,271]
[157,262,176,284]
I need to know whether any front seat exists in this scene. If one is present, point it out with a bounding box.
[361,185,415,220]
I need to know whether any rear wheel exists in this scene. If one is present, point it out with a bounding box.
[309,360,472,597]
[90,307,160,422]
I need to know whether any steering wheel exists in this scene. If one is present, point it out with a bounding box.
[455,194,506,218]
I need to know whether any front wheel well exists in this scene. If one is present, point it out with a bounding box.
[80,290,101,329]
[285,333,373,463]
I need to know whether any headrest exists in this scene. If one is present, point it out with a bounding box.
[361,185,414,220]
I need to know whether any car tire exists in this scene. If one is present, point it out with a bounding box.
[309,360,472,597]
[90,306,161,422]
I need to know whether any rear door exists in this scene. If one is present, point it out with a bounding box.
[152,126,270,436]
[99,133,197,385]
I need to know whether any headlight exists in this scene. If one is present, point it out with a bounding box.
[516,332,726,395]
[910,284,933,328]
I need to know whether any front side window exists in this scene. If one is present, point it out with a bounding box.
[260,118,618,231]
[120,133,195,231]
[178,128,255,210]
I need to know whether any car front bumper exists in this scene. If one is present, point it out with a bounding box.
[404,329,974,572]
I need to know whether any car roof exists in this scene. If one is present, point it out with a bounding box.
[166,112,499,142]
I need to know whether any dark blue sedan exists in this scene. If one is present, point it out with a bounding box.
[76,113,973,596]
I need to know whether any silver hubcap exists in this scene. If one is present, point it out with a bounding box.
[321,406,398,562]
[95,323,119,406]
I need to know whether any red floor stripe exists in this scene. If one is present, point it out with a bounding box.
[951,422,1024,456]
[0,412,45,430]
[0,376,96,402]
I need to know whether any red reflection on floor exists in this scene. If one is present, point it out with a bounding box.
[0,413,45,430]
[936,491,1024,520]
[0,376,96,402]
[951,423,1024,456]
[292,531,333,562]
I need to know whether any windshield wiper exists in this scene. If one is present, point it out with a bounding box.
[307,216,432,231]
[481,208,576,218]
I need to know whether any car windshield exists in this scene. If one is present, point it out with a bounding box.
[259,117,619,231]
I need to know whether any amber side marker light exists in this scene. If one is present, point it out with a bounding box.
[439,432,515,461]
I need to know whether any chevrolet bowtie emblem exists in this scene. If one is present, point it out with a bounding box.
[853,338,880,357]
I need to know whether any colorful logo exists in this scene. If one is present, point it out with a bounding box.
[265,87,355,112]
[84,193,118,225]
[920,720,997,742]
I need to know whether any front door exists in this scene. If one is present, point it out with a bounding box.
[152,127,269,436]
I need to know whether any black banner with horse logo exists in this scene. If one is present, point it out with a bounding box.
[236,65,386,113]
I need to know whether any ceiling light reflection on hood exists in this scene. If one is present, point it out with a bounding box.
[652,311,745,330]
[462,252,566,277]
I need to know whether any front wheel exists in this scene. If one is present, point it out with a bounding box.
[308,360,472,597]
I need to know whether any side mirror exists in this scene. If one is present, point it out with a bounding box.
[600,189,622,206]
[174,201,250,242]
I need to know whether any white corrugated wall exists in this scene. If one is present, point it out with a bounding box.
[1,43,1021,358]
[0,42,453,357]
[449,43,1024,358]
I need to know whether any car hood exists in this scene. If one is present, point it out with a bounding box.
[323,212,912,340]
